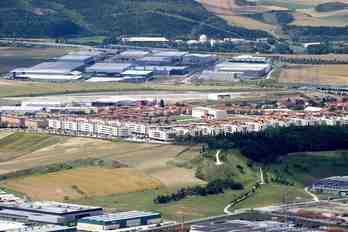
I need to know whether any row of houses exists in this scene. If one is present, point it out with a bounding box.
[48,118,176,142]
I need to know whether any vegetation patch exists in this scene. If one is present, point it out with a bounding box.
[2,167,162,201]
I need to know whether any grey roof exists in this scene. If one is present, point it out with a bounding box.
[86,63,132,73]
[0,201,102,214]
[79,211,160,223]
[152,51,188,57]
[134,66,189,71]
[137,56,172,62]
[118,50,150,58]
[216,62,271,72]
[12,62,84,74]
[58,54,94,62]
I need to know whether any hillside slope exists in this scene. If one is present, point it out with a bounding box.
[0,0,270,39]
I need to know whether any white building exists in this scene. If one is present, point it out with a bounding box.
[192,107,228,120]
[148,127,176,142]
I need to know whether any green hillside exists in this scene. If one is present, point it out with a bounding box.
[0,0,270,39]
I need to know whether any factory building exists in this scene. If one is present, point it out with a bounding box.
[192,107,228,120]
[135,56,173,66]
[115,50,150,62]
[121,37,169,43]
[10,62,84,81]
[86,63,132,76]
[199,71,240,83]
[311,176,348,196]
[57,54,95,64]
[182,54,217,66]
[0,221,76,232]
[215,62,271,79]
[121,70,153,79]
[0,201,103,224]
[77,211,161,232]
[212,55,272,79]
[133,66,190,76]
[152,51,188,64]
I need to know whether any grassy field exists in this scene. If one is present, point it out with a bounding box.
[74,187,244,220]
[0,47,69,74]
[2,133,348,219]
[0,80,261,98]
[0,133,202,186]
[279,64,348,86]
[3,167,162,201]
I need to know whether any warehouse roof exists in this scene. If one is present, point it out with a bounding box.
[0,220,25,231]
[86,63,132,73]
[118,50,150,57]
[153,51,188,57]
[58,54,94,62]
[86,77,124,82]
[123,37,169,42]
[134,66,189,71]
[216,62,271,72]
[121,70,153,76]
[0,201,102,215]
[79,211,160,223]
[11,62,84,74]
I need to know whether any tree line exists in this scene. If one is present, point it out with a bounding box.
[154,179,243,204]
[176,125,348,163]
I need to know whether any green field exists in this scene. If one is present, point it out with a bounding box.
[0,47,69,74]
[2,133,348,219]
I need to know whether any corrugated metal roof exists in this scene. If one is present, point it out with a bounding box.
[79,211,160,223]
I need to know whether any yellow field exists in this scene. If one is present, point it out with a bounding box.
[0,133,203,188]
[3,167,162,201]
[279,65,348,86]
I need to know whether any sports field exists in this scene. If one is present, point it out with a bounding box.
[279,65,348,86]
[3,167,162,201]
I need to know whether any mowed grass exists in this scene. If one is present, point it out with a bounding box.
[74,188,244,220]
[0,80,260,98]
[0,133,67,163]
[279,65,348,86]
[3,167,162,201]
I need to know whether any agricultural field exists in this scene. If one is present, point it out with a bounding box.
[3,167,162,201]
[279,64,348,86]
[199,0,348,33]
[0,47,69,74]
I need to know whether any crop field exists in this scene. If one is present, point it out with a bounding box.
[199,0,348,30]
[0,47,69,74]
[0,133,203,187]
[3,167,162,201]
[279,64,348,86]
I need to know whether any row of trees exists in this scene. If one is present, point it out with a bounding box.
[154,179,243,204]
[176,125,348,163]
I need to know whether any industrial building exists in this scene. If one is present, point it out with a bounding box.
[10,62,84,81]
[57,54,95,64]
[199,71,240,82]
[152,51,188,64]
[0,221,76,232]
[133,66,190,76]
[135,56,173,66]
[182,54,217,66]
[311,176,348,196]
[76,211,161,232]
[192,107,228,120]
[0,201,103,224]
[86,63,132,76]
[215,62,271,79]
[115,50,150,62]
[121,70,153,78]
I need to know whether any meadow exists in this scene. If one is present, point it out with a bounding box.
[279,64,348,86]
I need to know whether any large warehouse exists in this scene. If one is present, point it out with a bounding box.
[0,201,103,224]
[311,176,348,196]
[77,211,161,231]
[86,63,132,76]
[57,54,95,64]
[215,62,271,79]
[10,62,84,81]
